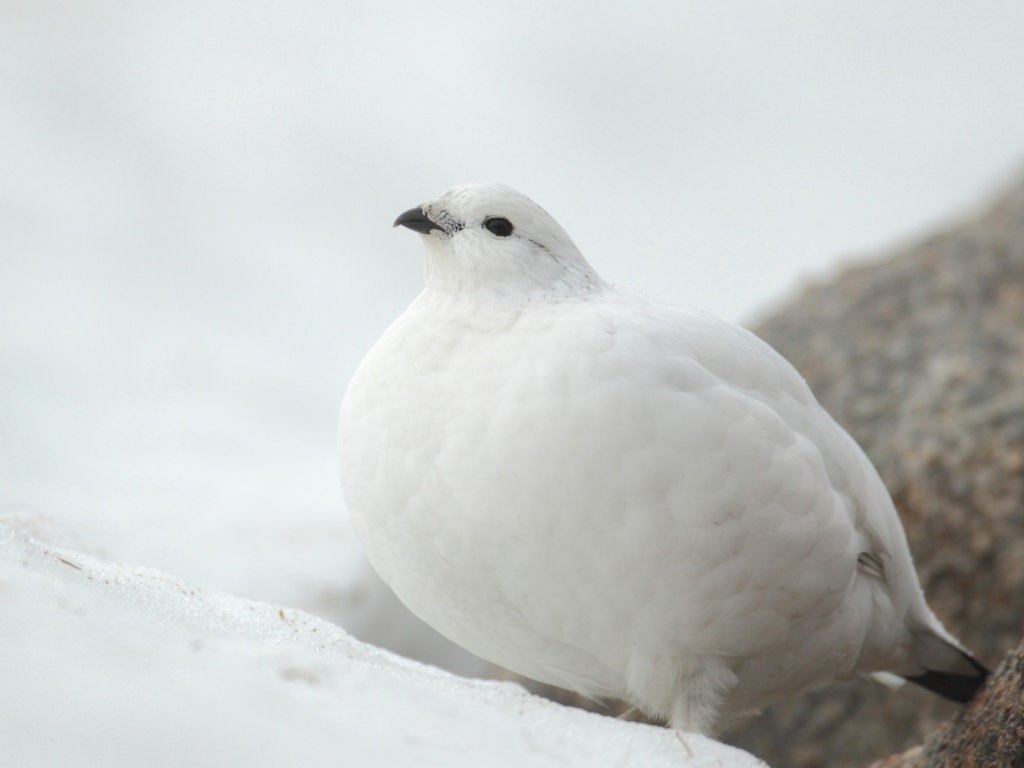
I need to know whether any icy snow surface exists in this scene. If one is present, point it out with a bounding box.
[0,520,766,767]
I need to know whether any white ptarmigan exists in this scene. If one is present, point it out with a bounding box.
[338,183,988,735]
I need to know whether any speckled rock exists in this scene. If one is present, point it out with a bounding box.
[724,178,1024,766]
[868,638,1024,768]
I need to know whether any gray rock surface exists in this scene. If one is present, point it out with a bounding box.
[868,638,1024,768]
[724,176,1024,766]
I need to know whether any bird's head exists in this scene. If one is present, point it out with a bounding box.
[394,183,604,301]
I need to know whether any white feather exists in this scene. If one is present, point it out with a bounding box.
[339,183,966,734]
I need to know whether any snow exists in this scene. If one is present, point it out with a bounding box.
[0,518,765,767]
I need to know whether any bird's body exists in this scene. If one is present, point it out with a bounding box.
[339,183,986,734]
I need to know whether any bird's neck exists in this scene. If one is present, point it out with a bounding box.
[422,243,607,306]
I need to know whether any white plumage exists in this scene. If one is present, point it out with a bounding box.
[338,183,986,735]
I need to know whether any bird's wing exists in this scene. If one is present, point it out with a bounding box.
[640,299,909,558]
[593,296,925,656]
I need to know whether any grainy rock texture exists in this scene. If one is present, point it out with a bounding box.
[723,178,1024,766]
[868,639,1024,768]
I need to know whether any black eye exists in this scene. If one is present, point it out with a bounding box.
[483,217,514,237]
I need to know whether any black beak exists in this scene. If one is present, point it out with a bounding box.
[393,207,443,234]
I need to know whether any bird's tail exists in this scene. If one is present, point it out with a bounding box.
[902,628,990,703]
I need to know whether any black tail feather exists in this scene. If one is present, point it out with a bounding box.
[905,650,991,703]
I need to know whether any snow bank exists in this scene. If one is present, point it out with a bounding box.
[0,520,767,768]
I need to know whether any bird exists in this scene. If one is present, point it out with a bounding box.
[338,182,989,735]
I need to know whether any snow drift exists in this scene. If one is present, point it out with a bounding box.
[0,519,766,767]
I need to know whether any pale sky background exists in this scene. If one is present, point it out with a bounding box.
[2,1,1024,666]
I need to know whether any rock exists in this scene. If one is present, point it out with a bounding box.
[724,176,1024,766]
[868,638,1024,767]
